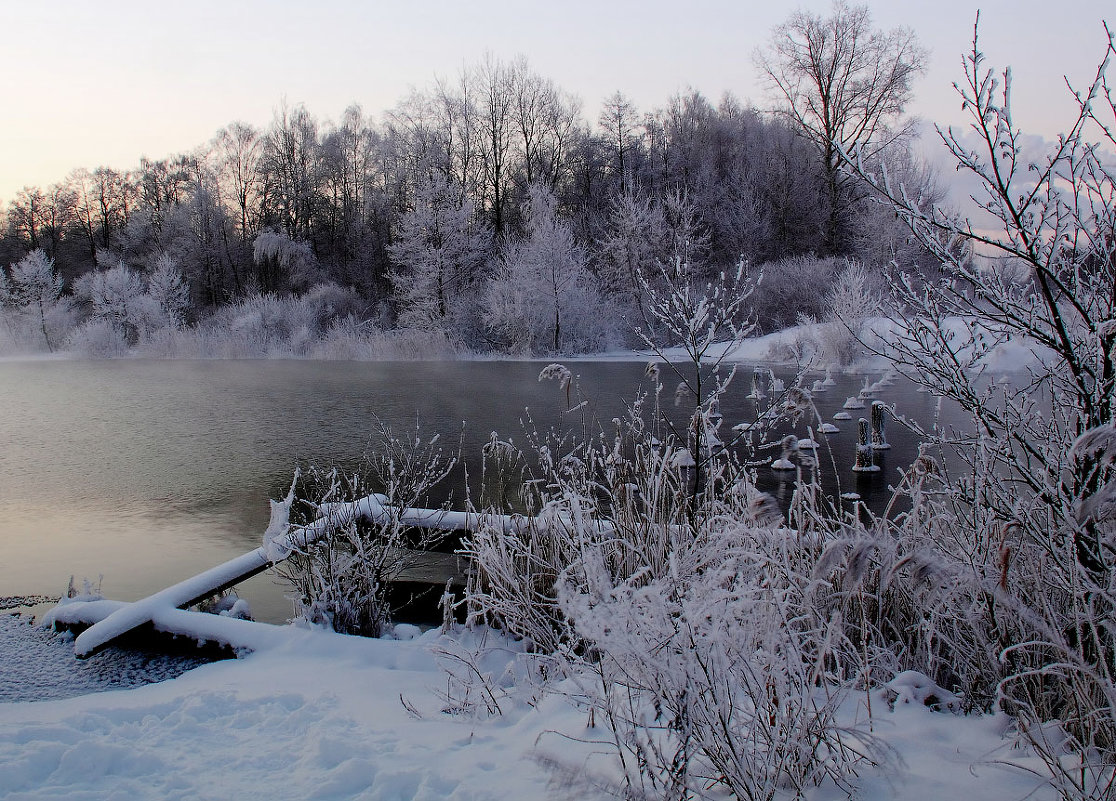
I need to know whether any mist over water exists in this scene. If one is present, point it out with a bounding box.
[0,359,961,623]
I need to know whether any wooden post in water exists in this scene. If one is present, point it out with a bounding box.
[852,418,879,472]
[870,401,890,450]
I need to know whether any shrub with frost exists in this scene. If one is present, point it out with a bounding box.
[844,20,1116,796]
[559,521,879,800]
[67,256,192,356]
[278,425,459,637]
[253,229,322,290]
[823,259,882,365]
[747,253,846,334]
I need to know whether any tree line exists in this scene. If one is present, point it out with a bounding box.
[0,3,935,356]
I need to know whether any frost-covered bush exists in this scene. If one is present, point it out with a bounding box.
[308,319,464,361]
[823,259,883,366]
[66,256,191,357]
[462,413,687,654]
[253,230,322,290]
[183,283,367,358]
[847,22,1116,798]
[0,249,73,353]
[559,522,880,800]
[205,291,318,356]
[458,372,894,798]
[748,254,848,334]
[64,318,132,358]
[278,425,459,637]
[134,285,463,361]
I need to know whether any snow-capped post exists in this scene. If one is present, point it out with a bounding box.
[870,401,890,450]
[262,470,299,563]
[771,434,798,471]
[852,418,878,472]
[747,367,765,400]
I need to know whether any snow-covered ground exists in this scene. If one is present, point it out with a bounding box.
[576,317,1043,376]
[0,617,1061,801]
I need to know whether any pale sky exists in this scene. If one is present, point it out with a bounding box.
[0,0,1110,205]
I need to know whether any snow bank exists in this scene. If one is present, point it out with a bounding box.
[579,316,1046,375]
[0,622,1064,801]
[0,627,585,801]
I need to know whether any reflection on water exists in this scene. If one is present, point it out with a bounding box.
[0,359,966,623]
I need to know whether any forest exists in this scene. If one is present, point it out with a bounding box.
[0,13,935,358]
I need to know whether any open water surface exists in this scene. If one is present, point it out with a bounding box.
[0,359,965,627]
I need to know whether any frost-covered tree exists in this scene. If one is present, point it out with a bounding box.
[80,261,149,345]
[387,173,489,333]
[510,58,580,190]
[261,103,320,242]
[483,183,612,354]
[660,187,711,277]
[253,229,321,291]
[472,55,516,238]
[214,121,264,244]
[823,258,880,365]
[0,249,66,352]
[594,187,666,310]
[146,253,190,329]
[598,91,641,196]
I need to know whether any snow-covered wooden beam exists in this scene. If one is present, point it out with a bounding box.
[72,547,278,658]
[69,492,608,659]
[47,598,291,654]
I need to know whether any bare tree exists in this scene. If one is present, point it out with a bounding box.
[214,122,264,245]
[69,169,101,263]
[7,187,44,250]
[510,58,580,191]
[852,19,1116,793]
[472,55,515,238]
[598,91,640,196]
[756,1,925,255]
[262,102,320,241]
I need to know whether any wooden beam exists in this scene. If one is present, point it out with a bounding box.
[49,599,292,654]
[68,491,620,658]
